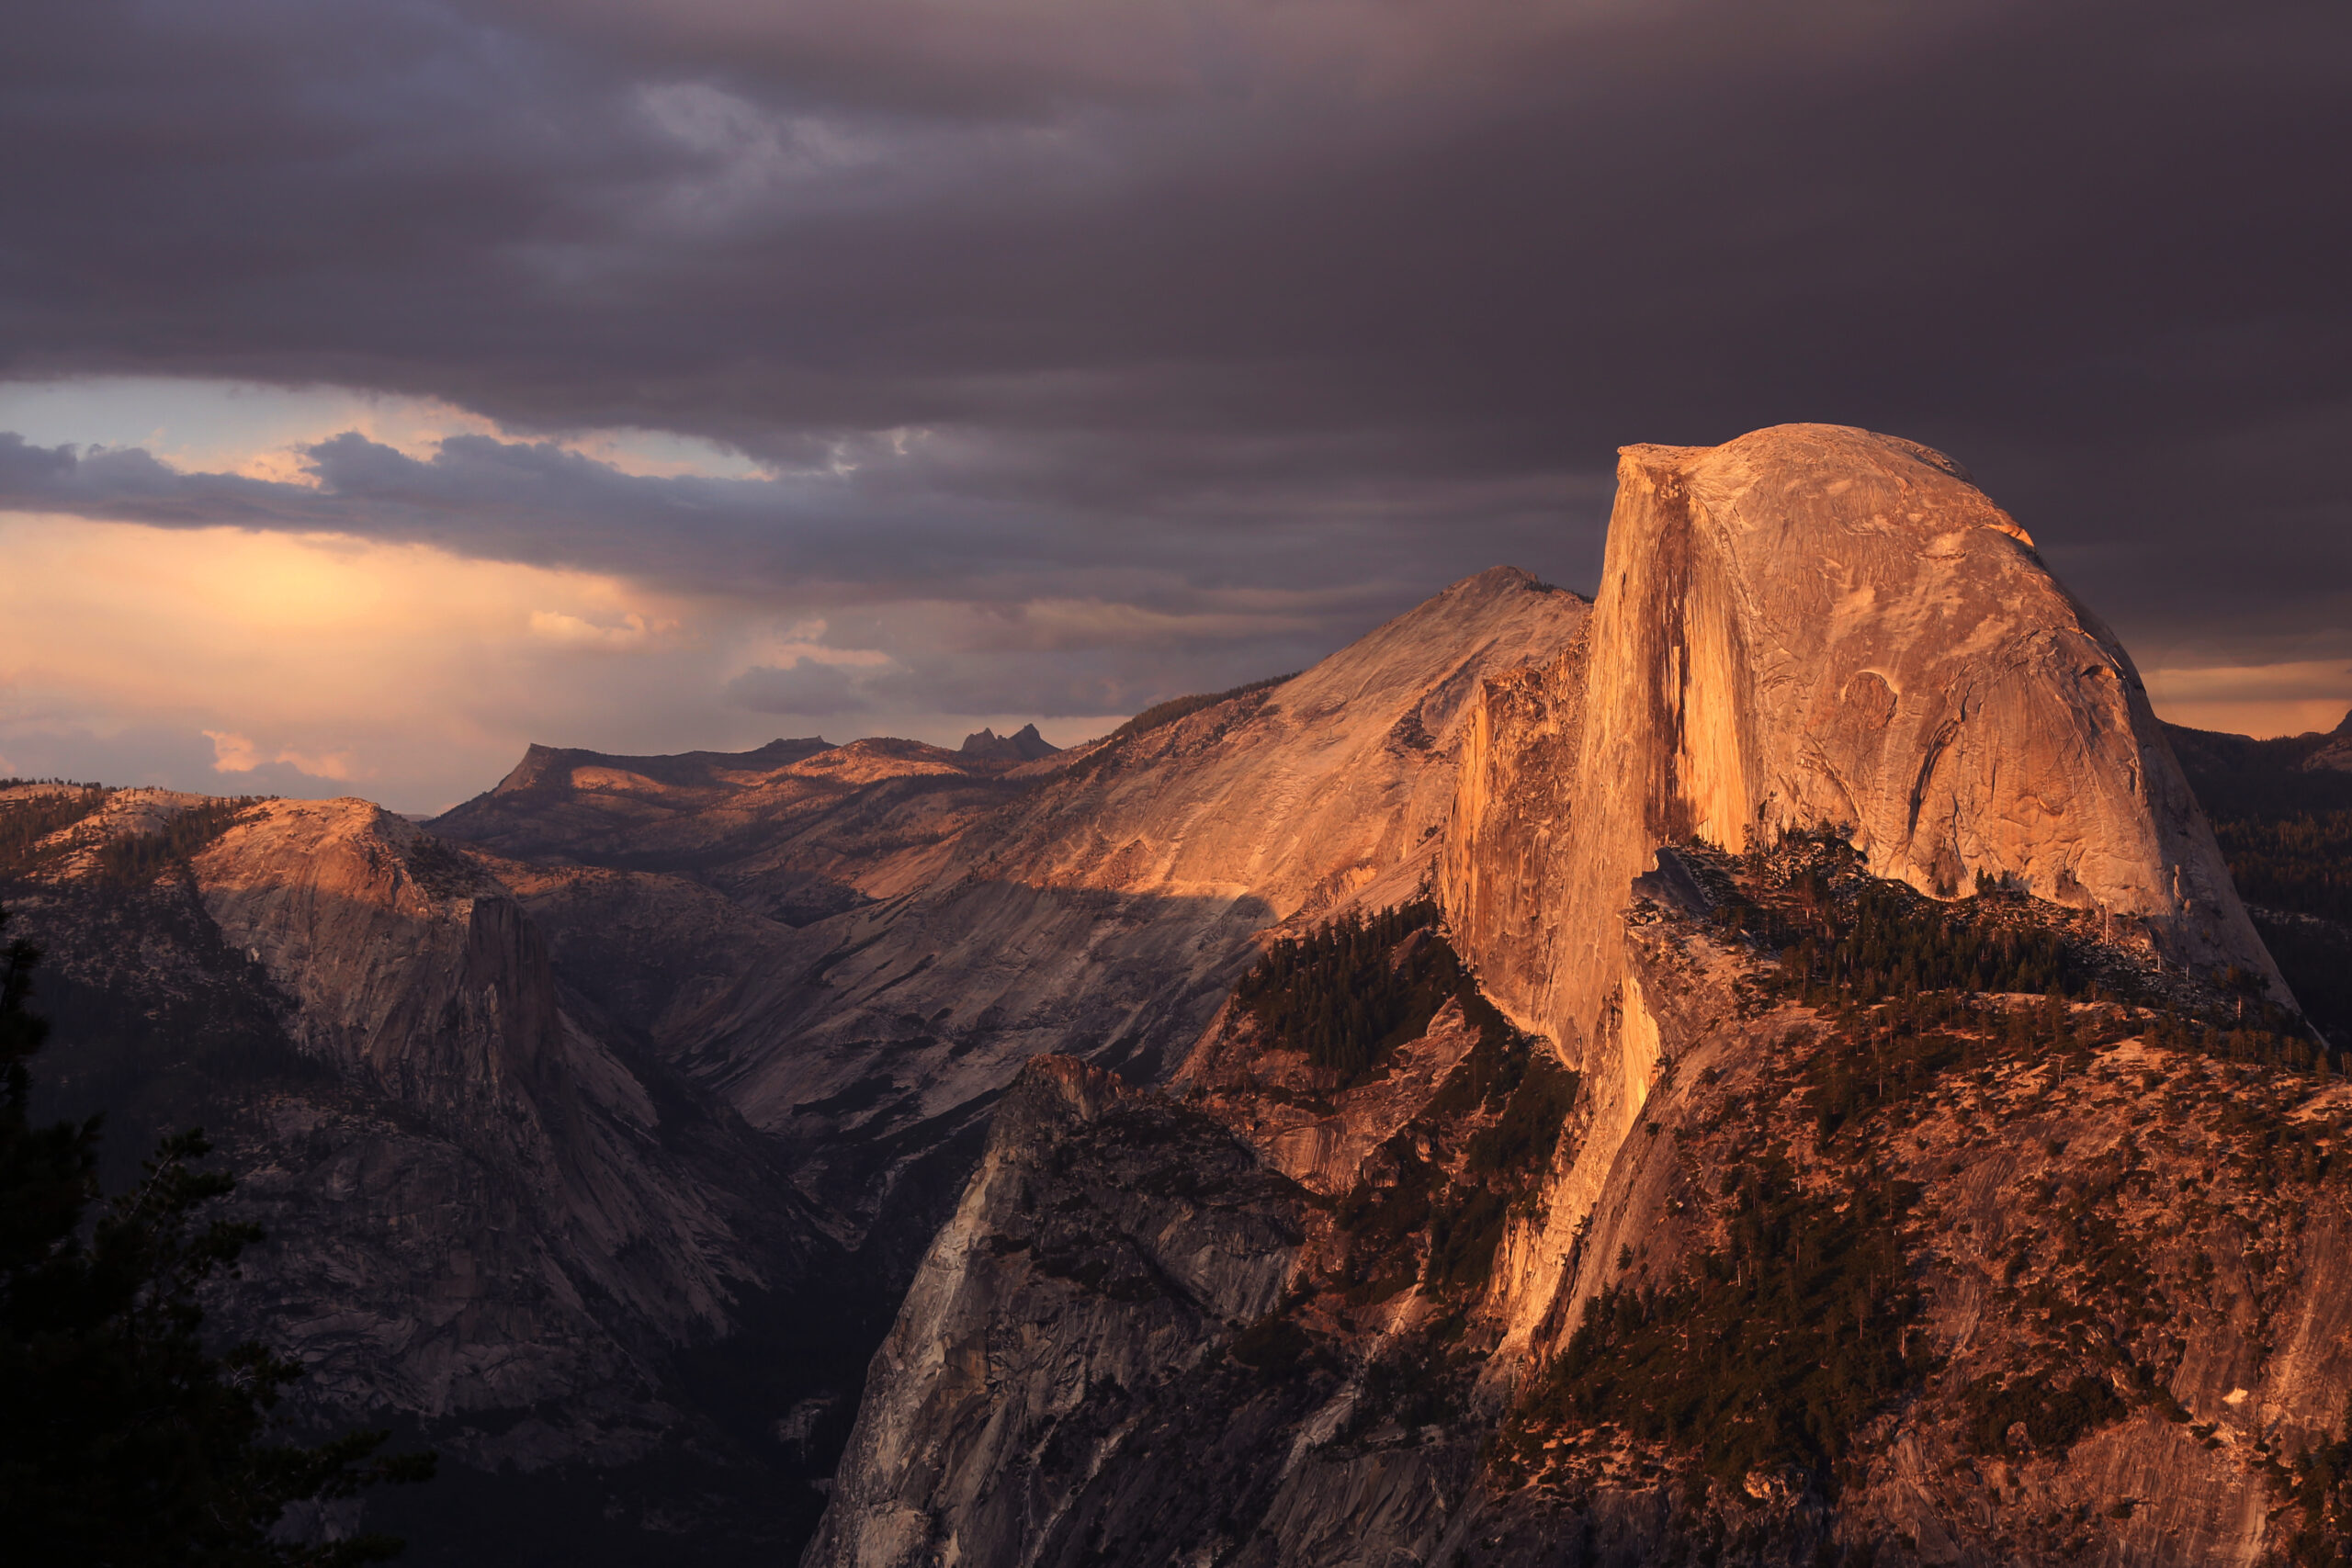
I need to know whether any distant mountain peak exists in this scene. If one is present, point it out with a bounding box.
[958,723,1060,761]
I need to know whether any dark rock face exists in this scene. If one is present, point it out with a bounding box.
[0,788,870,1561]
[804,1057,1317,1568]
[2160,712,2352,1051]
[957,724,1062,761]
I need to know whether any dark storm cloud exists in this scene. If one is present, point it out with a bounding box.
[3,0,2347,692]
[0,427,1577,618]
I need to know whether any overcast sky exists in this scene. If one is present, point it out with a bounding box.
[4,0,2347,812]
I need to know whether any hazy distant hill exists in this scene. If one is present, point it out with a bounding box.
[2165,707,2352,1049]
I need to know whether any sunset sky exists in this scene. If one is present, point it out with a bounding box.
[5,0,2346,814]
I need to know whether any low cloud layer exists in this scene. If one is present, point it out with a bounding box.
[2,0,2347,805]
[0,427,1587,606]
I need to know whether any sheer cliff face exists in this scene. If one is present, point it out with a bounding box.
[1448,424,2276,1054]
[1442,425,2285,1339]
[193,799,570,1129]
[804,1059,1313,1568]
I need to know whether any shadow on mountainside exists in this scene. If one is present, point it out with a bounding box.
[0,865,881,1566]
[429,741,1039,930]
[640,876,1283,1280]
[1,842,1298,1563]
[2167,711,2352,1048]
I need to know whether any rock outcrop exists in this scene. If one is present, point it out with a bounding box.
[958,724,1062,762]
[13,428,2335,1567]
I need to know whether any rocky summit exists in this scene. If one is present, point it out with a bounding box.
[5,425,2347,1568]
[959,725,1064,762]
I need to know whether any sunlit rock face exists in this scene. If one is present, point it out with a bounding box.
[663,566,1588,1256]
[1448,423,2278,1051]
[1441,424,2286,1342]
